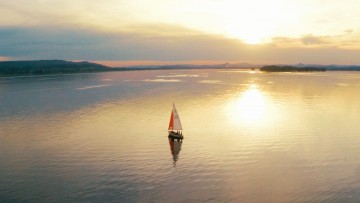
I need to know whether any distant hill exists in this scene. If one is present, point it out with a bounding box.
[0,60,112,76]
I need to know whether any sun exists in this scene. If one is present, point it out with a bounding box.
[225,27,267,44]
[242,36,263,45]
[217,0,294,44]
[222,10,275,44]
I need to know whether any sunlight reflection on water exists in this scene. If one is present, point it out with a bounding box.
[1,70,360,202]
[227,84,267,123]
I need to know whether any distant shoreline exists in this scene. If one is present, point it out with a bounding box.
[0,67,254,78]
[0,60,256,77]
[1,60,360,77]
[260,65,326,72]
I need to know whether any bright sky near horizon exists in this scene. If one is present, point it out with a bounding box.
[1,0,360,65]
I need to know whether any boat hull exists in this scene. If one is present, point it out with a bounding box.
[168,131,183,140]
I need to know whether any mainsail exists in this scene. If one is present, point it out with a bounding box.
[168,103,183,131]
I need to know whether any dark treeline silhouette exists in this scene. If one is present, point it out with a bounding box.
[326,66,360,71]
[0,60,112,76]
[0,60,252,76]
[2,60,359,77]
[260,65,326,72]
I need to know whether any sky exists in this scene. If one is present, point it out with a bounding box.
[1,0,360,66]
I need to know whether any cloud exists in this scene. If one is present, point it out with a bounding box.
[0,24,248,61]
[344,29,353,34]
[271,31,360,50]
[1,24,360,65]
[0,0,172,29]
[0,56,12,61]
[301,35,327,45]
[271,37,299,46]
[271,35,330,47]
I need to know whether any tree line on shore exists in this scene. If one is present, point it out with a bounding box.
[1,60,360,77]
[260,65,326,72]
[0,60,112,76]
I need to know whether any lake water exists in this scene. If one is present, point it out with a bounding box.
[1,69,360,202]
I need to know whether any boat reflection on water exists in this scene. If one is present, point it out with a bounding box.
[168,138,182,166]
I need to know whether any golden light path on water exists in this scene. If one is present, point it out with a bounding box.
[225,83,280,131]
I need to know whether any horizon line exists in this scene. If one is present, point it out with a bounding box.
[1,59,360,67]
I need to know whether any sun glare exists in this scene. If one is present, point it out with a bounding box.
[225,27,267,44]
[213,0,306,44]
[234,85,266,122]
[225,84,278,127]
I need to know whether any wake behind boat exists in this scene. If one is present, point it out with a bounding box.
[168,103,183,140]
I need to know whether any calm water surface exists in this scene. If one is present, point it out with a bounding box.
[1,70,360,202]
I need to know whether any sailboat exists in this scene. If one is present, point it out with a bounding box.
[168,103,183,140]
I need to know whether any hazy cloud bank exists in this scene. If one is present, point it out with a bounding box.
[271,30,360,49]
[1,25,360,65]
